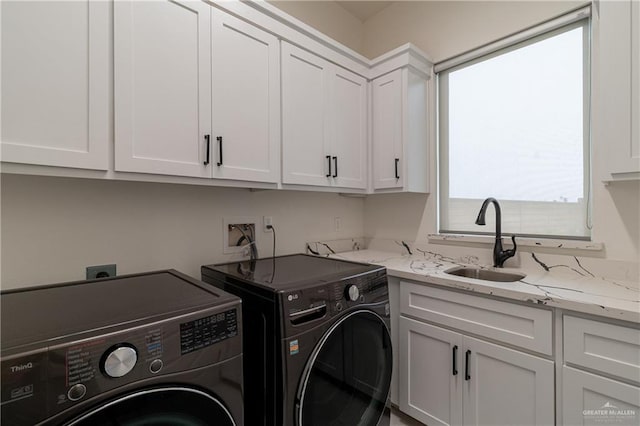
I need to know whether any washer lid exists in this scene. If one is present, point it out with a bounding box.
[1,270,238,351]
[203,254,384,292]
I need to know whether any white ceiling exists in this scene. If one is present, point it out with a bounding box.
[336,1,393,22]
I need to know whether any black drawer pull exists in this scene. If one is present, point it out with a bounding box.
[326,155,332,177]
[204,134,210,165]
[395,158,400,179]
[332,156,338,178]
[465,350,471,381]
[216,136,223,166]
[453,345,458,376]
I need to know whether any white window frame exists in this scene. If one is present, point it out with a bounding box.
[437,6,592,241]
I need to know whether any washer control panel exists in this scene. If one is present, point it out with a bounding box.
[0,305,240,425]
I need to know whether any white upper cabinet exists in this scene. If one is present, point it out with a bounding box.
[211,9,280,183]
[1,0,109,170]
[3,0,428,192]
[372,70,403,190]
[330,67,368,189]
[282,42,367,190]
[114,0,211,178]
[372,67,429,192]
[281,42,330,186]
[633,0,640,175]
[115,2,280,183]
[598,0,640,182]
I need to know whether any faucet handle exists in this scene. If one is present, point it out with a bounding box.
[496,235,518,268]
[504,235,517,258]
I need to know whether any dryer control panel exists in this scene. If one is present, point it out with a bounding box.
[282,269,388,336]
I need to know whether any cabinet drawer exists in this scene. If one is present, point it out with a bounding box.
[400,281,553,355]
[564,315,640,383]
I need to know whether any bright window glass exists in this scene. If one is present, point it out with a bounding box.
[439,20,590,239]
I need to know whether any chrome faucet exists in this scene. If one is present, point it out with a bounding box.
[475,197,517,268]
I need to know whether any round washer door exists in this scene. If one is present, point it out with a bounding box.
[66,387,236,426]
[297,310,392,426]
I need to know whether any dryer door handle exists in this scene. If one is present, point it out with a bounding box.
[289,304,327,325]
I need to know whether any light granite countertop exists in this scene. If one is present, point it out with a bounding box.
[329,249,640,324]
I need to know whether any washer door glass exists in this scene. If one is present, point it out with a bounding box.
[66,387,235,426]
[298,310,392,426]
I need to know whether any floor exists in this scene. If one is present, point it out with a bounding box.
[390,408,423,426]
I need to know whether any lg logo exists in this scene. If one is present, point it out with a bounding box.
[10,362,33,373]
[287,293,299,302]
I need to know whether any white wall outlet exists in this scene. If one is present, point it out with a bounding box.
[263,216,273,232]
[334,216,341,232]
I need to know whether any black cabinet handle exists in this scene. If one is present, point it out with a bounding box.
[332,156,338,178]
[395,158,400,179]
[452,345,458,376]
[204,134,210,165]
[326,155,332,177]
[465,350,471,381]
[216,136,223,166]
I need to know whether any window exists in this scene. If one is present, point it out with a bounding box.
[438,10,590,239]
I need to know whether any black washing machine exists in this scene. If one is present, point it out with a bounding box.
[1,270,243,425]
[202,254,392,426]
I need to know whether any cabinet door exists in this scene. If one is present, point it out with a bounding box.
[399,317,463,426]
[281,42,331,186]
[632,0,640,170]
[1,0,108,170]
[462,336,554,426]
[598,0,640,180]
[372,69,403,189]
[563,366,640,426]
[211,9,279,183]
[114,0,211,178]
[329,67,367,189]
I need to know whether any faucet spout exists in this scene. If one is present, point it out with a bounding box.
[475,198,516,268]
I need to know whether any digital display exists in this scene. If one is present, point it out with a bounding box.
[179,309,238,355]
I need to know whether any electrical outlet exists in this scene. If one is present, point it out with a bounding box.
[263,216,273,232]
[86,264,116,280]
[334,216,341,232]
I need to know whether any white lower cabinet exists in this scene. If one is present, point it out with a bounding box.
[400,317,554,426]
[400,318,462,426]
[562,366,640,426]
[562,315,640,426]
[462,336,554,426]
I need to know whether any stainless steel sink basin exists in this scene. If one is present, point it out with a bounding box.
[444,267,525,282]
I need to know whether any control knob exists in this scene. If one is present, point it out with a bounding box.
[102,345,137,378]
[345,284,360,302]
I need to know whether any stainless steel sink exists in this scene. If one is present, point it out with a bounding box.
[444,267,525,282]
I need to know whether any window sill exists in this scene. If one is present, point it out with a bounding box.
[427,233,604,252]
